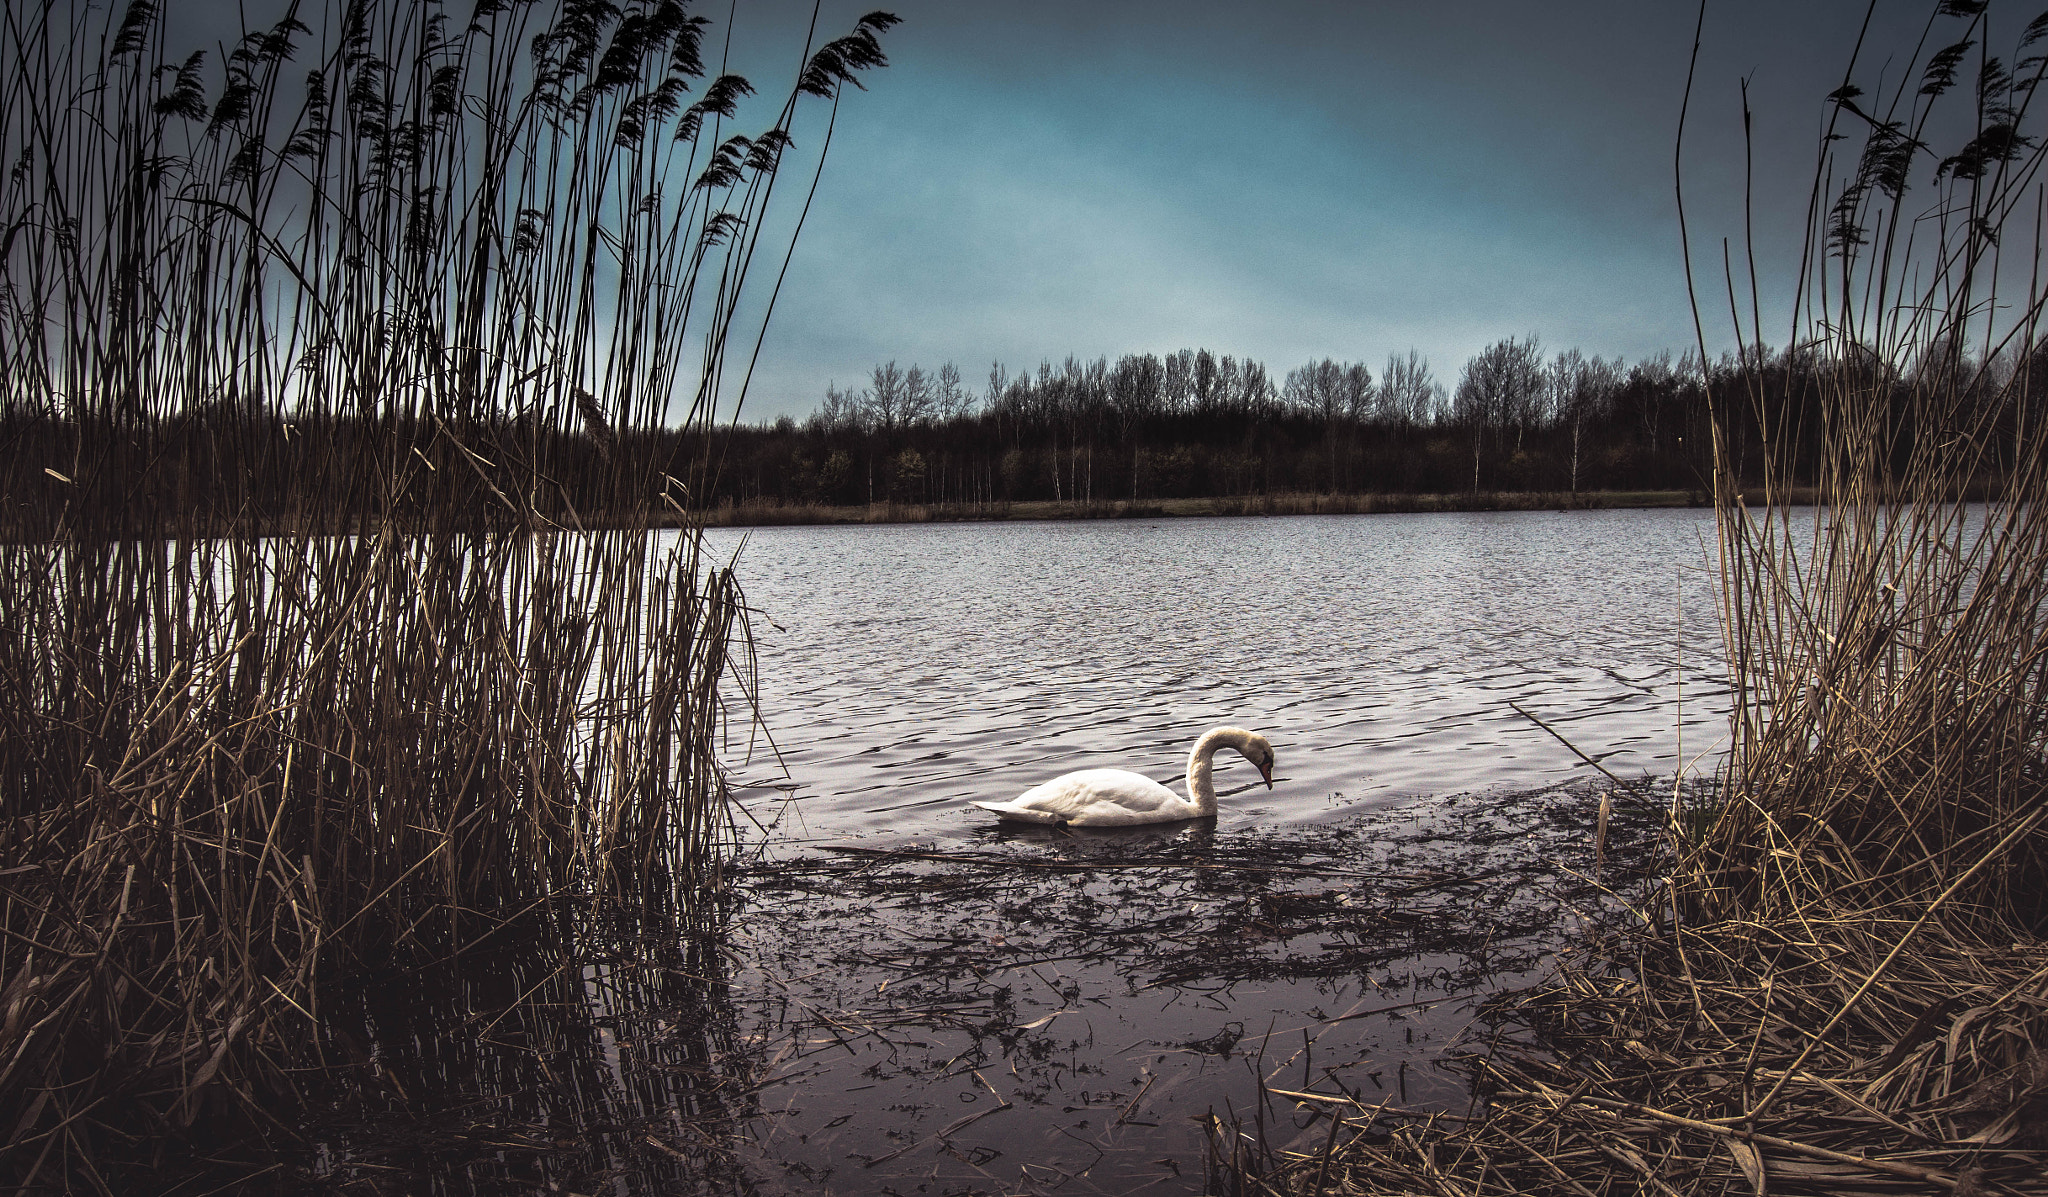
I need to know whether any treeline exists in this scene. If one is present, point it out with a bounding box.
[697,336,2039,508]
[5,337,2034,535]
[711,340,1739,507]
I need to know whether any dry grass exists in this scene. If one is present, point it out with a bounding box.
[1220,903,2048,1195]
[0,0,892,1188]
[1215,6,2048,1193]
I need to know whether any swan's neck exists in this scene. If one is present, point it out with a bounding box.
[1186,728,1248,817]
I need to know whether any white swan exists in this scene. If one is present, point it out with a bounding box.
[973,727,1275,827]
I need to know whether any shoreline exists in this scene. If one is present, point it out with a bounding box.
[3,488,1842,543]
[692,488,1734,528]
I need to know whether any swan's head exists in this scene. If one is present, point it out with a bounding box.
[1238,732,1275,789]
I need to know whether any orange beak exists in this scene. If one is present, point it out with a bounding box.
[1259,760,1275,789]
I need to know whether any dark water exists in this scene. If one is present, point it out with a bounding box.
[710,508,1729,843]
[721,783,1668,1196]
[300,510,1726,1196]
[690,510,1722,1194]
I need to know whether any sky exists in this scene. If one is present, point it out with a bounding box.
[701,0,1980,421]
[135,0,2024,421]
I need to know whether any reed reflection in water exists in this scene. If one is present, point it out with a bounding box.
[710,508,1730,842]
[302,910,757,1193]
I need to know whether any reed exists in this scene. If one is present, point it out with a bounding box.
[1692,16,2048,934]
[0,0,892,1185]
[1217,4,2048,1191]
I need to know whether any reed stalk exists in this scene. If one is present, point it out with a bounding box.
[1693,2,2048,933]
[1219,4,2048,1191]
[0,0,892,1185]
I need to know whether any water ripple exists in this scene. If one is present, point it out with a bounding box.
[707,509,1731,841]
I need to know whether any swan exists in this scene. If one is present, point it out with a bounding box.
[973,727,1275,827]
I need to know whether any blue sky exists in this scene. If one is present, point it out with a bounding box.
[707,1,1955,420]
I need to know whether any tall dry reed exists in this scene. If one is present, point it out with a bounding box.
[0,0,893,1186]
[1694,0,2048,930]
[1217,6,2048,1192]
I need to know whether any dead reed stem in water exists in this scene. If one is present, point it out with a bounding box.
[0,0,894,1186]
[1595,791,1612,873]
[1230,890,2048,1195]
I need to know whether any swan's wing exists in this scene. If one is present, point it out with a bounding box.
[987,769,1190,825]
[970,800,1063,825]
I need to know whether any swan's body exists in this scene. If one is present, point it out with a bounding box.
[973,727,1275,827]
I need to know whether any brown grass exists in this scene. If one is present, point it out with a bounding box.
[0,0,893,1187]
[1218,898,2048,1195]
[1213,6,2048,1193]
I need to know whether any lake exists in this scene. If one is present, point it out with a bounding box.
[307,508,1733,1195]
[711,507,1730,844]
[672,509,1728,1195]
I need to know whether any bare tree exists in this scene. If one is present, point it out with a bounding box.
[1626,351,1677,453]
[868,361,905,431]
[1456,336,1545,489]
[936,361,967,420]
[812,380,867,432]
[1502,335,1548,451]
[1379,350,1441,426]
[1107,353,1163,498]
[900,363,934,425]
[1285,357,1370,490]
[1108,353,1163,429]
[1239,358,1277,415]
[1342,363,1374,422]
[1284,359,1343,421]
[1194,349,1220,412]
[1457,338,1534,489]
[1551,349,1592,497]
[985,361,1009,412]
[1162,349,1196,415]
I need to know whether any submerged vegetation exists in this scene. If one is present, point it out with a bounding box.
[0,0,892,1186]
[1218,2,2048,1192]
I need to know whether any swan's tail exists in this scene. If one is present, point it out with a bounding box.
[970,801,1063,826]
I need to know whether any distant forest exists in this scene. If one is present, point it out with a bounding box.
[701,336,2023,508]
[6,335,2031,536]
